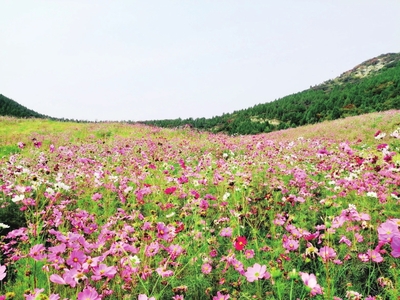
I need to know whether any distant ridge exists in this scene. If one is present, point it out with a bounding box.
[0,94,47,119]
[2,52,400,131]
[142,52,400,135]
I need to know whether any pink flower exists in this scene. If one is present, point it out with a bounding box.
[244,249,255,259]
[283,237,299,251]
[212,291,230,300]
[49,294,60,300]
[0,265,6,281]
[138,295,156,300]
[231,259,245,274]
[367,249,383,263]
[358,253,369,262]
[166,244,185,260]
[339,236,352,247]
[318,246,336,262]
[378,220,399,243]
[390,235,400,257]
[157,222,175,241]
[145,242,160,257]
[91,193,102,201]
[201,263,212,274]
[91,263,117,281]
[220,227,233,237]
[29,244,47,261]
[244,263,267,282]
[77,286,101,300]
[66,250,86,268]
[24,288,45,300]
[156,266,174,277]
[300,272,323,296]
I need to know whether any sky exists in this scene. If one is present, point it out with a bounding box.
[1,1,399,122]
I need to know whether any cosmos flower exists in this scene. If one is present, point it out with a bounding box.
[318,246,336,262]
[0,265,6,281]
[299,272,323,296]
[234,236,247,251]
[201,263,212,274]
[244,263,267,282]
[77,286,101,300]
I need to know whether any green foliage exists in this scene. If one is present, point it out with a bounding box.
[0,94,46,119]
[0,201,27,236]
[0,145,21,157]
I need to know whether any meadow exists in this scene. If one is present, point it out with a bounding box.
[0,110,399,300]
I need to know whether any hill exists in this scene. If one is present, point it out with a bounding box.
[0,94,47,119]
[141,52,400,134]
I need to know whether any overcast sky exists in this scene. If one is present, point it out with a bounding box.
[1,1,399,121]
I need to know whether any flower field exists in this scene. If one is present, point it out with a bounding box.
[0,110,400,300]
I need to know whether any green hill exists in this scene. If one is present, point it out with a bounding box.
[141,52,400,134]
[0,94,47,119]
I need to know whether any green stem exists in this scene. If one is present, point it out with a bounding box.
[289,278,294,300]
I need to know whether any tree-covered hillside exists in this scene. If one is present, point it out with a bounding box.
[141,52,400,134]
[0,94,46,119]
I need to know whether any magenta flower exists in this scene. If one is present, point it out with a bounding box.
[164,186,177,195]
[91,263,117,281]
[145,242,160,257]
[318,246,336,262]
[166,244,185,260]
[390,235,400,257]
[244,263,267,282]
[283,237,299,251]
[77,286,101,300]
[66,250,86,268]
[29,244,47,261]
[157,222,175,241]
[234,236,247,251]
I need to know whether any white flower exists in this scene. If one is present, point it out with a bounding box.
[222,192,230,201]
[55,182,70,191]
[366,192,377,198]
[390,128,400,139]
[348,204,357,210]
[12,194,24,203]
[375,132,386,139]
[46,187,55,195]
[166,212,175,218]
[0,223,10,229]
[130,255,141,264]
